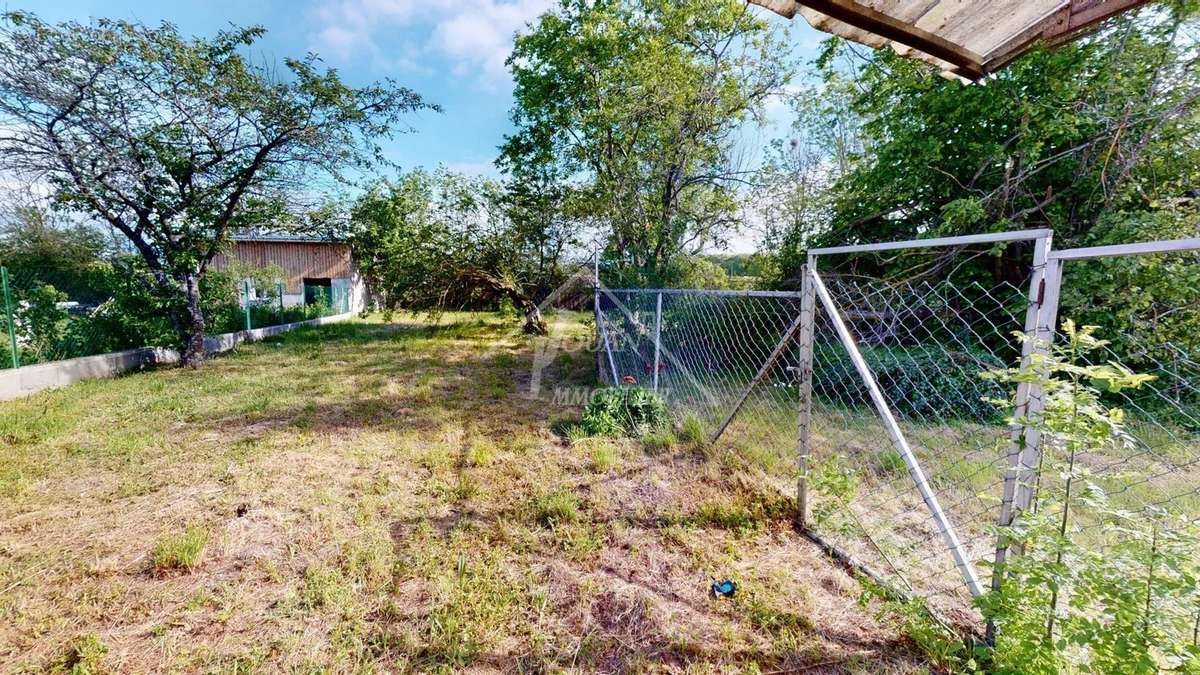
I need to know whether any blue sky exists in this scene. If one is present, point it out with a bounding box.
[14,0,826,180]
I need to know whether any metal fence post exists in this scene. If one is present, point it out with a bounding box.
[277,281,285,323]
[993,234,1057,587]
[2,267,17,368]
[796,258,817,529]
[1024,256,1063,513]
[593,251,619,385]
[652,291,662,393]
[243,279,252,331]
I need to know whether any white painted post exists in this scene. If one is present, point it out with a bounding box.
[810,267,984,597]
[652,291,663,393]
[796,258,817,529]
[1023,256,1063,514]
[993,234,1053,582]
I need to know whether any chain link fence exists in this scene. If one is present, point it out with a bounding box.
[593,232,1200,641]
[0,264,350,370]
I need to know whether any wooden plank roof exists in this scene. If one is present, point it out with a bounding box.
[749,0,1153,79]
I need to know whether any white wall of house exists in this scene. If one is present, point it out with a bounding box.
[238,273,365,312]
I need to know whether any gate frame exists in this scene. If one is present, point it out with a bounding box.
[590,231,1200,628]
[805,228,1053,599]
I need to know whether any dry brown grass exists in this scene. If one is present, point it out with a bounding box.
[0,312,928,673]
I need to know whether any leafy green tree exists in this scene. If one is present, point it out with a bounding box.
[350,169,555,334]
[0,12,433,365]
[501,0,792,285]
[501,169,581,300]
[767,2,1199,284]
[0,203,110,304]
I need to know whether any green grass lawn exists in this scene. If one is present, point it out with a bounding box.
[0,312,926,673]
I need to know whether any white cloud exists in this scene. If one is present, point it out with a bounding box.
[310,0,552,87]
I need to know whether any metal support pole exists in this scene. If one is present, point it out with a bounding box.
[1025,257,1063,514]
[795,259,816,529]
[593,251,619,385]
[993,235,1053,582]
[2,267,17,368]
[652,292,662,393]
[810,266,984,598]
[243,279,252,331]
[277,281,285,322]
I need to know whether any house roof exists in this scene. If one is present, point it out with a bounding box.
[229,229,348,244]
[749,0,1153,79]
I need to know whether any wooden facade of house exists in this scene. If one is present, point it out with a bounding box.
[211,240,354,294]
[211,236,366,312]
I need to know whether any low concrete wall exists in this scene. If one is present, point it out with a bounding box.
[0,311,355,402]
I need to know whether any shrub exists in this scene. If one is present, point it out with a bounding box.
[813,343,1007,421]
[580,386,669,437]
[978,323,1196,672]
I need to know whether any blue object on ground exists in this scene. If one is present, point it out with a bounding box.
[710,578,737,598]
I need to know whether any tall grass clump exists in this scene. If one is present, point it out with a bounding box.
[151,524,209,573]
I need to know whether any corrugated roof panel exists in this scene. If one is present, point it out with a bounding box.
[755,0,1152,79]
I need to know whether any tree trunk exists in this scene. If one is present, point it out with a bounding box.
[180,272,207,367]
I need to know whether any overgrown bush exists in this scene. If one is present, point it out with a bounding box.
[579,386,669,437]
[979,323,1199,673]
[814,342,1007,421]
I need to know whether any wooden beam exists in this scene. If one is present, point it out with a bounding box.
[748,0,798,19]
[795,0,984,78]
[983,0,1152,72]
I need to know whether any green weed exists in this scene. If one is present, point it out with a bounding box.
[641,428,677,454]
[873,448,907,477]
[579,387,669,436]
[532,490,580,527]
[49,634,108,675]
[678,413,706,445]
[586,439,619,472]
[151,525,209,573]
[300,564,352,610]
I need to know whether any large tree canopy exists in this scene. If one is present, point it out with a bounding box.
[0,12,433,364]
[769,2,1200,274]
[501,0,792,286]
[350,169,579,335]
[760,4,1200,355]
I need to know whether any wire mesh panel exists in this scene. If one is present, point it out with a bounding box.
[596,289,805,460]
[1028,249,1200,648]
[591,234,1200,640]
[595,240,1039,625]
[806,266,1032,623]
